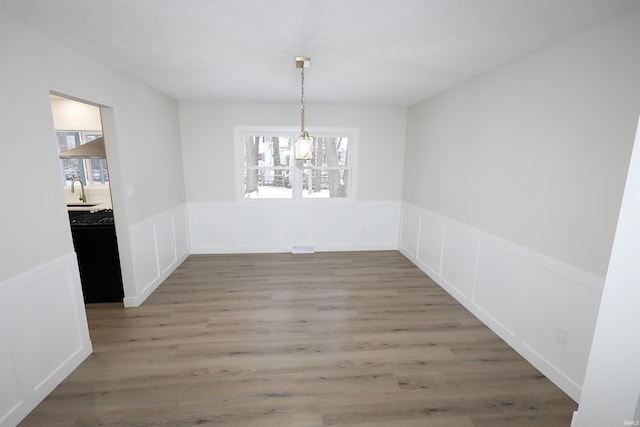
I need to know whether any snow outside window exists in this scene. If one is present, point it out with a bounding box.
[56,131,109,186]
[235,127,358,201]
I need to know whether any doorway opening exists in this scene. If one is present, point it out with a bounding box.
[50,93,124,304]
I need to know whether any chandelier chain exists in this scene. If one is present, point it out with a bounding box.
[300,66,306,132]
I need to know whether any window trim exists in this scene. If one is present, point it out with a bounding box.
[234,126,359,203]
[57,130,109,187]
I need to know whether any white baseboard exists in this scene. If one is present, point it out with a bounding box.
[570,411,578,427]
[123,251,189,307]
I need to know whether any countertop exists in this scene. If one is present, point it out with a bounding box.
[67,202,112,212]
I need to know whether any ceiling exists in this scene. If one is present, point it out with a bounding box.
[1,0,638,106]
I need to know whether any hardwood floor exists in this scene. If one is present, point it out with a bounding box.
[20,251,577,426]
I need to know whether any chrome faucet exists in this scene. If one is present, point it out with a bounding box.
[70,178,87,203]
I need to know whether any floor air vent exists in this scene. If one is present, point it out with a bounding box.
[292,245,315,254]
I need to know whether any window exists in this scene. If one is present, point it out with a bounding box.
[56,131,109,186]
[235,127,357,200]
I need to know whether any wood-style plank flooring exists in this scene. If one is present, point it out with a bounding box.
[20,251,577,426]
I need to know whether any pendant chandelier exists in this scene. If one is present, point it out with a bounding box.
[294,56,313,160]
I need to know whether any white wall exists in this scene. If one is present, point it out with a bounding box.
[179,103,406,252]
[179,102,407,202]
[50,97,102,131]
[572,117,640,426]
[400,10,640,402]
[403,10,640,278]
[0,12,187,426]
[0,11,187,283]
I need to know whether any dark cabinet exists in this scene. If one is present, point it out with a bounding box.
[69,210,124,303]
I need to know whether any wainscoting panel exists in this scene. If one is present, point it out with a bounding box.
[235,206,292,251]
[416,214,444,277]
[440,226,477,299]
[399,203,420,257]
[0,253,91,427]
[174,208,189,259]
[130,223,159,293]
[521,264,602,393]
[189,204,238,253]
[473,243,528,339]
[124,205,190,307]
[0,310,22,426]
[359,202,400,247]
[188,201,401,254]
[156,215,176,275]
[398,202,603,402]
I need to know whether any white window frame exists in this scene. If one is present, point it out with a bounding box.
[56,130,108,187]
[234,126,359,203]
